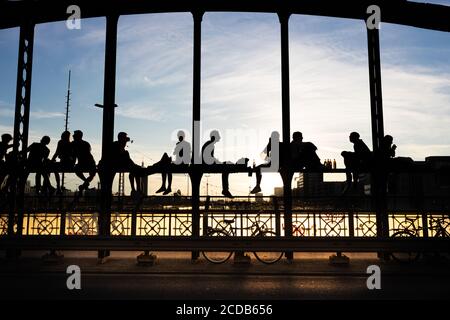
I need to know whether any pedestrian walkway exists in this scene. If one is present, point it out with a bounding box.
[1,251,449,276]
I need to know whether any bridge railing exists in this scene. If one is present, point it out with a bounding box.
[1,195,449,240]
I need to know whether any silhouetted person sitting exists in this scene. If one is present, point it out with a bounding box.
[72,130,96,192]
[377,134,401,193]
[378,135,396,167]
[250,132,280,194]
[0,134,14,191]
[51,131,75,194]
[110,132,142,195]
[154,130,191,195]
[25,136,54,195]
[341,132,372,193]
[202,130,233,198]
[290,131,322,171]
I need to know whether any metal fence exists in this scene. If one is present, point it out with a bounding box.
[2,196,448,239]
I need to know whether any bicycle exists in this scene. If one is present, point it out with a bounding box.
[202,213,283,264]
[391,215,450,262]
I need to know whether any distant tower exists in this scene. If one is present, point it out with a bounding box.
[61,70,71,191]
[64,70,71,133]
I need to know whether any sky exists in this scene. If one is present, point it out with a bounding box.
[1,2,450,196]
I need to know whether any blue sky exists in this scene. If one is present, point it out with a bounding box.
[1,3,450,196]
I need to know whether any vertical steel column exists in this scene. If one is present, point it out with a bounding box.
[279,12,293,260]
[8,22,35,240]
[367,27,388,239]
[190,10,204,260]
[99,15,119,259]
[367,28,384,151]
[279,13,291,144]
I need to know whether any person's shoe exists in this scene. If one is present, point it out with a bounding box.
[250,185,261,194]
[163,187,172,195]
[222,190,234,198]
[155,186,166,194]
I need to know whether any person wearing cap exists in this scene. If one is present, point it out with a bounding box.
[110,132,143,195]
[72,130,96,193]
[25,136,55,195]
[341,132,372,193]
[201,130,233,198]
[0,133,14,191]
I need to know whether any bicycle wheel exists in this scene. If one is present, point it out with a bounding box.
[253,231,283,264]
[202,230,233,264]
[391,230,421,263]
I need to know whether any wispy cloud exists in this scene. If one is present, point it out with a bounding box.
[1,106,64,119]
[116,104,165,121]
[31,110,65,119]
[0,107,14,117]
[116,13,193,89]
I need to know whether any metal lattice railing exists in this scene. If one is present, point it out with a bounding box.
[136,212,192,236]
[1,211,448,238]
[354,213,378,237]
[23,213,61,236]
[66,213,99,236]
[292,212,348,237]
[110,213,132,236]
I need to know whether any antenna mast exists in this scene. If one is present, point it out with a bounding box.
[62,70,71,191]
[65,70,71,132]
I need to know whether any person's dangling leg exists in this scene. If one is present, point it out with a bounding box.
[42,170,54,195]
[80,163,96,192]
[76,170,88,191]
[221,172,232,198]
[75,171,87,182]
[156,153,171,194]
[341,152,354,194]
[251,162,271,194]
[35,171,42,194]
[251,168,262,194]
[163,173,172,195]
[133,164,145,194]
[129,172,136,192]
[54,171,61,193]
[167,173,172,189]
[156,173,166,193]
[86,167,96,184]
[136,175,141,193]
